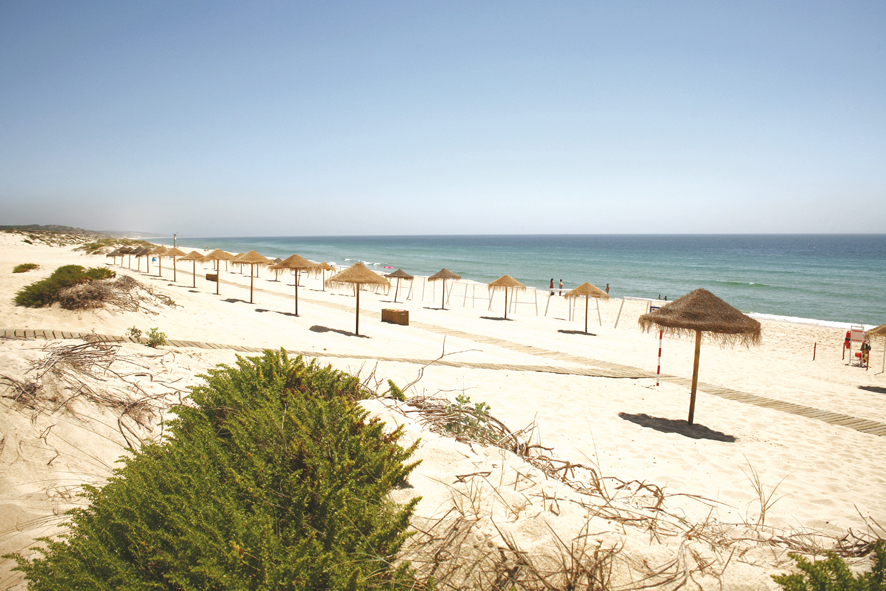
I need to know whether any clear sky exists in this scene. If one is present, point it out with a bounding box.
[1,1,884,236]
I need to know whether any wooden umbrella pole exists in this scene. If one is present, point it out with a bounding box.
[250,265,255,303]
[441,280,446,310]
[294,271,299,316]
[216,263,220,295]
[394,278,400,303]
[356,287,360,336]
[503,288,508,319]
[192,261,196,288]
[173,259,177,282]
[688,330,702,424]
[584,296,589,334]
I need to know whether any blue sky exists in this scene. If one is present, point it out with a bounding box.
[1,1,884,236]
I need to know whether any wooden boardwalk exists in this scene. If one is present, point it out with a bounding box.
[3,325,885,438]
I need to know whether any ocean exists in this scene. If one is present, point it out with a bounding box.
[162,234,886,327]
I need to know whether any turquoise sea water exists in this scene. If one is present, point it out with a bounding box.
[163,234,886,327]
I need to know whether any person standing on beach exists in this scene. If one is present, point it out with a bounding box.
[550,278,554,295]
[606,283,609,294]
[559,279,563,296]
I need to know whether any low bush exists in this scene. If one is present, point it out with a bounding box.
[9,350,421,590]
[12,263,39,273]
[146,327,167,348]
[14,265,116,308]
[773,541,886,591]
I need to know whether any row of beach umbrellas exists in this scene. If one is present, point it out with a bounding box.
[105,245,886,428]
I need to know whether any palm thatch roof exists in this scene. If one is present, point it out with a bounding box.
[131,246,151,257]
[429,268,461,281]
[237,250,271,265]
[204,249,235,261]
[106,248,124,258]
[178,250,206,262]
[163,247,187,258]
[117,246,135,254]
[326,262,390,292]
[638,288,761,347]
[565,282,609,300]
[386,268,414,280]
[487,274,526,293]
[277,253,315,270]
[867,323,886,340]
[148,246,167,255]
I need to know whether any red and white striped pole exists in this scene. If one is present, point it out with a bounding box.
[657,329,663,386]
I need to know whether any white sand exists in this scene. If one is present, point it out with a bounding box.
[2,232,884,589]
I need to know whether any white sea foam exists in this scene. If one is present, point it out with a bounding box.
[749,313,874,330]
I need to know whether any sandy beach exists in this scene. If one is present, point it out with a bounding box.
[2,232,885,590]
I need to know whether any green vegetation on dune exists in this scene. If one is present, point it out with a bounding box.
[76,237,154,254]
[773,542,886,591]
[8,350,422,590]
[12,263,39,273]
[14,265,116,308]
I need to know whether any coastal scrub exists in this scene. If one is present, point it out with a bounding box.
[10,350,421,590]
[14,265,115,308]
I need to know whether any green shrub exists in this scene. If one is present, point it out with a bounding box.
[444,394,494,440]
[14,265,116,308]
[146,327,167,348]
[126,326,143,340]
[773,541,886,591]
[12,263,39,273]
[9,350,421,590]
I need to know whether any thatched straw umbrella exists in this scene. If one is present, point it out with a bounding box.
[385,269,414,304]
[428,269,461,310]
[130,246,148,272]
[867,323,886,373]
[119,246,137,268]
[312,262,336,291]
[487,275,526,320]
[276,253,315,316]
[203,249,235,295]
[163,247,187,282]
[106,248,125,266]
[638,288,762,425]
[147,246,166,275]
[178,251,206,289]
[326,262,391,336]
[564,282,609,334]
[237,250,271,304]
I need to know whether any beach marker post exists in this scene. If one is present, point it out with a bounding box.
[657,329,663,386]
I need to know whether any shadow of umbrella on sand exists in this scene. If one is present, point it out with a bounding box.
[385,269,414,304]
[178,251,206,289]
[326,262,390,336]
[428,269,461,310]
[276,253,315,316]
[564,282,609,334]
[488,275,526,320]
[638,288,761,425]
